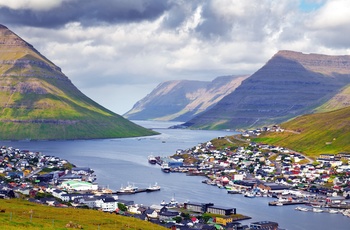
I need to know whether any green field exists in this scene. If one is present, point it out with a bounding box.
[0,199,166,230]
[252,106,350,158]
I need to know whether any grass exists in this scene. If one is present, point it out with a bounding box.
[252,106,350,158]
[0,51,158,140]
[0,199,166,230]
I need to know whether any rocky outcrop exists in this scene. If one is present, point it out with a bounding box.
[184,50,350,130]
[124,75,248,121]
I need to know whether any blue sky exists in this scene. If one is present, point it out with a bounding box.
[0,0,349,114]
[299,0,326,12]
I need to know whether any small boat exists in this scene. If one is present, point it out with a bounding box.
[312,208,323,213]
[276,202,283,206]
[148,155,157,164]
[244,191,255,198]
[328,209,338,214]
[295,206,308,212]
[161,163,171,173]
[147,182,161,191]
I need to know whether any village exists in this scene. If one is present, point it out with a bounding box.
[0,126,350,229]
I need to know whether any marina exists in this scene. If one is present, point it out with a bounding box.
[2,120,350,230]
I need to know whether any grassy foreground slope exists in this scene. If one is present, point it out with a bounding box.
[0,199,166,230]
[0,24,157,140]
[253,106,350,158]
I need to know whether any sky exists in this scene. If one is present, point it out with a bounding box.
[0,0,350,115]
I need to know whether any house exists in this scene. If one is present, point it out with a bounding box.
[100,197,119,212]
[158,207,179,221]
[144,208,158,219]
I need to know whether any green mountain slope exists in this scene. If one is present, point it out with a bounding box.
[0,24,157,140]
[254,106,350,157]
[314,83,350,113]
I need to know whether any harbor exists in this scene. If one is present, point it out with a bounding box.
[2,120,350,230]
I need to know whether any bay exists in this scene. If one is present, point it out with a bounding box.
[1,120,349,230]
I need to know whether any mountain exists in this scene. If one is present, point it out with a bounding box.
[314,83,350,113]
[184,50,350,130]
[255,105,350,156]
[0,24,157,140]
[123,75,248,121]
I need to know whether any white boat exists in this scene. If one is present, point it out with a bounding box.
[148,155,157,164]
[147,182,161,191]
[312,208,323,213]
[276,202,283,206]
[161,163,171,173]
[328,209,338,214]
[117,183,138,194]
[295,206,308,212]
[244,191,255,198]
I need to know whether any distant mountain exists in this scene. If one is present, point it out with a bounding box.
[184,50,350,130]
[256,105,350,156]
[0,24,157,140]
[124,75,248,121]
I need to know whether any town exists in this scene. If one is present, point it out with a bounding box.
[0,126,350,229]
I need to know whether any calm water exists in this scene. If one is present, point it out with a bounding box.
[1,120,349,230]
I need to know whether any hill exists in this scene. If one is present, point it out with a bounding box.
[254,106,350,157]
[183,50,350,130]
[0,199,165,230]
[0,24,157,140]
[314,83,350,113]
[124,75,248,121]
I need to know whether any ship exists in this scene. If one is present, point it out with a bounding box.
[148,155,157,164]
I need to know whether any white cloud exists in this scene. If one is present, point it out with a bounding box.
[0,0,67,11]
[6,0,350,114]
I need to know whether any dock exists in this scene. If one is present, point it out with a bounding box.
[268,200,307,206]
[116,188,160,195]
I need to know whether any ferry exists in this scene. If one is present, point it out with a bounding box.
[148,155,157,164]
[147,182,161,191]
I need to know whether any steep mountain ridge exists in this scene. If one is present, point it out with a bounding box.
[124,75,248,121]
[184,50,350,130]
[0,24,157,140]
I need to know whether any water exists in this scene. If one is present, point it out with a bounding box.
[1,120,349,230]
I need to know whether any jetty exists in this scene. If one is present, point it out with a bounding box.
[268,200,307,206]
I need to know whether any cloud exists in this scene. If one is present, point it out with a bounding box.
[2,0,350,114]
[0,0,172,28]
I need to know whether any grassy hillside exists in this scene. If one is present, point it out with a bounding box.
[0,199,166,230]
[253,106,350,158]
[315,83,350,113]
[0,24,158,140]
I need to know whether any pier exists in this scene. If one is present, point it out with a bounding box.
[268,200,307,206]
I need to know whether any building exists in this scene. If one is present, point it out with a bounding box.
[184,202,236,216]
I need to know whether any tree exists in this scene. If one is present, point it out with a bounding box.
[117,203,127,212]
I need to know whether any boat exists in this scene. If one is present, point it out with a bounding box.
[295,206,308,212]
[244,191,255,198]
[276,202,283,206]
[328,209,339,214]
[148,155,157,164]
[117,183,138,194]
[312,208,323,213]
[161,163,171,173]
[147,182,161,191]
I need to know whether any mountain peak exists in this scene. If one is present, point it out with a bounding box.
[274,50,350,75]
[0,24,157,140]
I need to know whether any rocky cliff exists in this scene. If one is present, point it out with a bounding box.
[0,24,157,140]
[124,75,248,121]
[184,50,350,130]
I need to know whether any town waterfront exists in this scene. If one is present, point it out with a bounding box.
[1,120,349,230]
